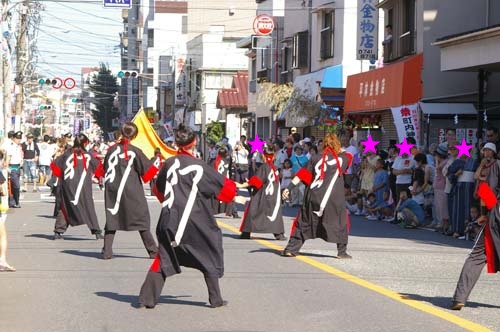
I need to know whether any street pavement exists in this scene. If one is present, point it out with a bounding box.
[1,187,499,332]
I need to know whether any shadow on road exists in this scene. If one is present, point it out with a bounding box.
[26,234,94,241]
[401,293,500,310]
[248,247,337,259]
[297,252,338,259]
[222,233,242,240]
[60,249,144,260]
[36,214,56,219]
[95,291,208,307]
[248,248,281,256]
[348,217,474,250]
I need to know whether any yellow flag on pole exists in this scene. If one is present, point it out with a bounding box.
[131,110,177,159]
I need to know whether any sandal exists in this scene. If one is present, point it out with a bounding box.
[0,264,16,272]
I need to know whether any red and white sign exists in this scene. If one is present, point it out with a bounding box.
[253,14,275,36]
[52,77,63,89]
[64,77,76,89]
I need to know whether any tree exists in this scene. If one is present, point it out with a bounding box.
[257,82,321,127]
[206,121,224,144]
[89,63,119,134]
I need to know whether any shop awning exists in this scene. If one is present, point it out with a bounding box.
[320,65,344,105]
[419,102,477,115]
[344,54,423,113]
[320,65,342,89]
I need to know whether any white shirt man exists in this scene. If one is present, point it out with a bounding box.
[392,154,416,201]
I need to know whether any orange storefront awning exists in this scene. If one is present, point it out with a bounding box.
[344,54,423,113]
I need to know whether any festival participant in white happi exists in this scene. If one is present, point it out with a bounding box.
[51,134,104,240]
[282,133,352,258]
[102,122,159,260]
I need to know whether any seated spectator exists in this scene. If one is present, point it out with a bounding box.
[380,191,395,222]
[365,193,380,220]
[395,191,424,229]
[460,205,481,241]
[345,184,359,215]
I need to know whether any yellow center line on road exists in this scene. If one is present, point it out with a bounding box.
[217,220,492,332]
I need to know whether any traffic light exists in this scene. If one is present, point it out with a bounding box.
[71,98,83,103]
[39,105,52,110]
[117,71,138,78]
[38,78,63,88]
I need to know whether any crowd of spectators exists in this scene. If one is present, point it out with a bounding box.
[344,127,499,240]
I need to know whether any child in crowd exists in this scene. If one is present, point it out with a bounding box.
[345,184,359,215]
[365,193,380,220]
[460,205,481,241]
[379,190,395,222]
[395,191,425,229]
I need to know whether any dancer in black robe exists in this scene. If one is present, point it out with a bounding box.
[102,122,160,259]
[282,133,352,258]
[213,146,239,218]
[450,160,500,310]
[138,124,245,309]
[51,134,104,240]
[149,148,164,196]
[239,144,286,240]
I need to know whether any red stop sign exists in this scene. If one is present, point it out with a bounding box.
[253,14,275,36]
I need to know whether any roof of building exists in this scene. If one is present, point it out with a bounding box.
[81,67,99,75]
[216,71,248,109]
[435,23,500,43]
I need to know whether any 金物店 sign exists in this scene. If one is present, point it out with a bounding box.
[357,0,379,60]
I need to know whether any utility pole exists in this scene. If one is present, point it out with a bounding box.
[14,0,29,131]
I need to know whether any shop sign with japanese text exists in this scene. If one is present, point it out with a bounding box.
[357,0,379,60]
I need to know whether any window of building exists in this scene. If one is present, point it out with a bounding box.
[260,48,270,69]
[320,11,334,59]
[147,29,154,47]
[195,72,201,91]
[382,0,415,62]
[402,0,415,55]
[257,117,270,139]
[204,72,234,89]
[292,31,308,68]
[251,57,257,80]
[182,16,187,34]
[281,46,290,73]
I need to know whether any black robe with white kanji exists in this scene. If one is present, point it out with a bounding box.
[291,151,351,244]
[239,162,284,234]
[104,143,159,231]
[212,156,234,215]
[151,152,237,278]
[51,149,104,228]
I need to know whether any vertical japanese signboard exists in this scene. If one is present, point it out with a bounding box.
[391,104,420,145]
[357,0,379,60]
[175,58,187,106]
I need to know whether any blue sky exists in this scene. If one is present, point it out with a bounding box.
[35,1,123,78]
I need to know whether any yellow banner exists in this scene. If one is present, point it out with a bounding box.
[131,110,177,159]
